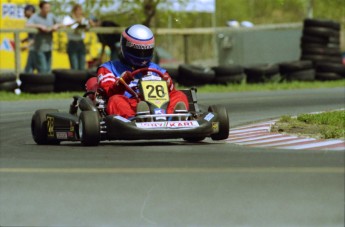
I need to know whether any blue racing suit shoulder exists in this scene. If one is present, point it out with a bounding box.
[99,60,131,78]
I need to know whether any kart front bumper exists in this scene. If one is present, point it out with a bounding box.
[105,114,219,140]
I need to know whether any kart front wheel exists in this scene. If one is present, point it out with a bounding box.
[79,111,100,146]
[208,105,230,140]
[31,109,60,145]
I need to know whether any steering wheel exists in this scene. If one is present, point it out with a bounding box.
[118,68,166,101]
[131,67,165,78]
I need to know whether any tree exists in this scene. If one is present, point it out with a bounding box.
[142,0,161,27]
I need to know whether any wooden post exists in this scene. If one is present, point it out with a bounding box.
[14,31,21,79]
[183,34,188,64]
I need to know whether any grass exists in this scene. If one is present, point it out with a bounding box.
[0,91,83,101]
[187,80,345,93]
[0,80,344,101]
[271,110,345,139]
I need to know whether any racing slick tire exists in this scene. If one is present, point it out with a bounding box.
[31,109,60,145]
[208,105,230,141]
[79,111,100,146]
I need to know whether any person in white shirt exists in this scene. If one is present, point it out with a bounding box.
[63,4,94,70]
[26,1,62,73]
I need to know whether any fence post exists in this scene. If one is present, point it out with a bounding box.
[14,31,21,79]
[183,34,188,64]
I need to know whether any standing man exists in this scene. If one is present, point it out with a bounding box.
[22,5,37,73]
[63,4,95,70]
[97,21,121,61]
[26,1,61,73]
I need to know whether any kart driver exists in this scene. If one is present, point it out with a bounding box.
[96,24,189,119]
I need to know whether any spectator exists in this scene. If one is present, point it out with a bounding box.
[22,5,37,73]
[26,1,61,73]
[63,4,94,70]
[97,21,121,61]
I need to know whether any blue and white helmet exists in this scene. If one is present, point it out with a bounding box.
[120,24,155,67]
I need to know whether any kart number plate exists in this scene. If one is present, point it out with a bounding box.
[141,80,169,108]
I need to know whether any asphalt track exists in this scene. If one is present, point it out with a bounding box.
[0,87,344,226]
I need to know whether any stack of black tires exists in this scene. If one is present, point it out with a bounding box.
[300,18,344,81]
[0,71,18,92]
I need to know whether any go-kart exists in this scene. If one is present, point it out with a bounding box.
[31,68,230,146]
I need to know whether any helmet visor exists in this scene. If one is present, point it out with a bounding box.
[125,45,154,58]
[122,38,154,58]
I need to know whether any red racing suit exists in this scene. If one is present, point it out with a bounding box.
[97,60,189,119]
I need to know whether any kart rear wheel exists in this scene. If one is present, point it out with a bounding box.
[208,105,230,140]
[31,109,60,145]
[79,111,100,146]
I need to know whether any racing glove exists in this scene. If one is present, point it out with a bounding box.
[113,71,135,93]
[119,71,134,84]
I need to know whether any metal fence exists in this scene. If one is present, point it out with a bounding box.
[0,27,217,77]
[1,23,343,77]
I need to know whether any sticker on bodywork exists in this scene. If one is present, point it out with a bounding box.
[114,115,131,122]
[47,116,54,137]
[212,122,219,132]
[70,121,75,131]
[56,132,68,140]
[67,131,75,138]
[136,121,199,129]
[204,113,214,121]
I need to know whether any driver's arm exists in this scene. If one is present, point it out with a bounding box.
[162,72,175,92]
[97,67,133,97]
[97,67,118,97]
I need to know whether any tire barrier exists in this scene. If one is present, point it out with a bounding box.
[315,72,343,81]
[53,69,95,92]
[177,64,215,86]
[0,81,18,91]
[279,60,315,81]
[9,70,95,94]
[212,65,245,84]
[20,73,55,84]
[300,18,342,66]
[20,84,55,93]
[285,69,316,81]
[19,73,55,93]
[2,18,344,94]
[164,67,179,80]
[315,62,345,81]
[0,71,18,92]
[244,64,281,83]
